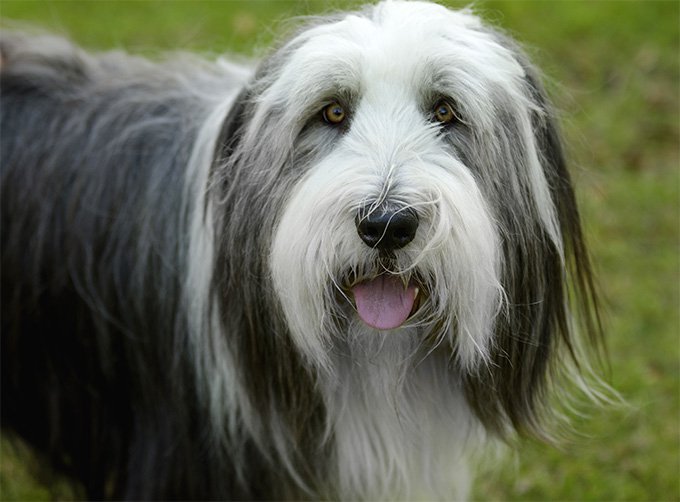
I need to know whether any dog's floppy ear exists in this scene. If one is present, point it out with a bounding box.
[524,63,603,354]
[463,35,602,439]
[518,45,603,368]
[213,86,252,172]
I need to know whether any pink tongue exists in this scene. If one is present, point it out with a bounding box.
[352,276,417,330]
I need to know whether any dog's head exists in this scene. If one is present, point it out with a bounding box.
[213,0,600,439]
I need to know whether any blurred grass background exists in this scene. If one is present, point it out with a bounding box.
[0,1,677,500]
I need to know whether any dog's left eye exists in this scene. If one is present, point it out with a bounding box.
[322,102,346,125]
[432,100,459,125]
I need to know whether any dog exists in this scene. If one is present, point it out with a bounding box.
[0,1,604,499]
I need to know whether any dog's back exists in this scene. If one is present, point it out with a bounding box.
[0,33,248,499]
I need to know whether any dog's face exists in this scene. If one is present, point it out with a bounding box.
[269,3,508,366]
[217,0,594,439]
[264,1,558,360]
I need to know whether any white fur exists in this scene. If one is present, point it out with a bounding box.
[266,2,550,498]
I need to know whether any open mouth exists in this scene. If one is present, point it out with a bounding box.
[349,274,423,330]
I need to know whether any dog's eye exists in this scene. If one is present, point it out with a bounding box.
[322,102,346,125]
[432,100,459,125]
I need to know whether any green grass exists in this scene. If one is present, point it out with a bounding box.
[1,1,678,500]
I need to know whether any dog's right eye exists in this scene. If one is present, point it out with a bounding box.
[432,99,460,125]
[322,102,346,125]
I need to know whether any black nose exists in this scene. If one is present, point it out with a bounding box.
[356,206,419,251]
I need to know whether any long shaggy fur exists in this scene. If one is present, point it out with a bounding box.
[1,1,603,500]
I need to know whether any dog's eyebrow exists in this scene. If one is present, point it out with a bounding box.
[281,56,363,116]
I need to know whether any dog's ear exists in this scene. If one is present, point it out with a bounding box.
[524,60,603,352]
[518,45,604,368]
[213,87,252,171]
[463,35,602,439]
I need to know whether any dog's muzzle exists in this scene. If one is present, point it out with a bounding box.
[350,206,422,330]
